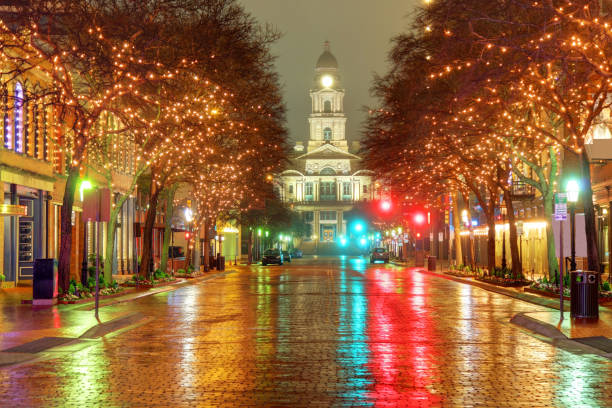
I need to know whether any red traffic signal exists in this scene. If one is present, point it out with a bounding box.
[414,213,425,225]
[185,231,191,240]
[416,232,421,238]
[380,200,392,212]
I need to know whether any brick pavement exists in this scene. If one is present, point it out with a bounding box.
[0,257,610,407]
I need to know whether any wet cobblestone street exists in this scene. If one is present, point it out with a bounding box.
[1,257,611,407]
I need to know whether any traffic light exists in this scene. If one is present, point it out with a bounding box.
[380,200,392,212]
[414,213,425,225]
[185,231,191,240]
[353,220,366,233]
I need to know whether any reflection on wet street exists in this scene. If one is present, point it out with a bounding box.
[1,256,611,406]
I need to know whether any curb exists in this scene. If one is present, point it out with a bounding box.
[509,313,567,340]
[511,312,612,359]
[420,269,572,311]
[80,269,236,311]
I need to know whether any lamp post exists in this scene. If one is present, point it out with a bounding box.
[567,179,580,271]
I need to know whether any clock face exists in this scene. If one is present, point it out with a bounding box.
[321,75,333,88]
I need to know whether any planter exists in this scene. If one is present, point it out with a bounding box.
[476,277,531,287]
[525,286,612,304]
[524,286,571,301]
[58,288,130,304]
[0,281,15,289]
[175,272,202,279]
[445,271,477,278]
[121,278,179,289]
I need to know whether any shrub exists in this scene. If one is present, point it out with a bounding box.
[0,272,5,282]
[177,268,186,275]
[602,281,611,292]
[68,283,76,295]
[154,269,168,280]
[87,276,96,290]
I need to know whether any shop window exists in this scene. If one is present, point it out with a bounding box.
[320,211,336,221]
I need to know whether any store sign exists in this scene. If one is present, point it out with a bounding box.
[554,193,567,221]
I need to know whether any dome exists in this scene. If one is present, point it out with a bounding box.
[316,41,338,70]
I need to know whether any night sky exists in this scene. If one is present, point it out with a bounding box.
[240,0,419,145]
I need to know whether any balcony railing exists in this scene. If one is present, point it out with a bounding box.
[510,181,536,199]
[287,198,361,205]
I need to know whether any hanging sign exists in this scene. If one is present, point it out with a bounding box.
[554,193,567,221]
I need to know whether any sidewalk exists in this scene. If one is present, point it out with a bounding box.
[394,261,612,357]
[0,269,234,351]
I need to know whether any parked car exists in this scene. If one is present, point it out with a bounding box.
[262,248,284,266]
[282,250,292,263]
[370,247,390,263]
[290,248,303,258]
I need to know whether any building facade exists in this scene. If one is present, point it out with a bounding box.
[277,42,375,254]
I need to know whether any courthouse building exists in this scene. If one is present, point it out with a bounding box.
[276,42,375,254]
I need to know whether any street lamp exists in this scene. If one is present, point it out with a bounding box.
[567,179,580,271]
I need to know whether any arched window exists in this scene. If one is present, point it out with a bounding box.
[320,167,336,176]
[323,100,331,113]
[323,127,332,141]
[14,82,24,153]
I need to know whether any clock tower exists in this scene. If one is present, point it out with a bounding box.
[307,41,348,152]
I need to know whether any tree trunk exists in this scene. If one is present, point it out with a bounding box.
[247,228,253,264]
[581,150,600,272]
[466,206,476,271]
[203,220,210,271]
[58,166,80,293]
[504,192,522,279]
[140,187,161,278]
[486,209,496,275]
[452,191,463,266]
[543,192,557,280]
[185,237,192,270]
[160,185,177,273]
[104,208,118,283]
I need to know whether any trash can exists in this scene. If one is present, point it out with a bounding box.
[33,259,58,299]
[427,256,437,271]
[209,256,217,270]
[217,256,225,271]
[570,270,599,319]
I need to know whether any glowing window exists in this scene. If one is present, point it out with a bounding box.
[14,83,24,153]
[323,127,332,141]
